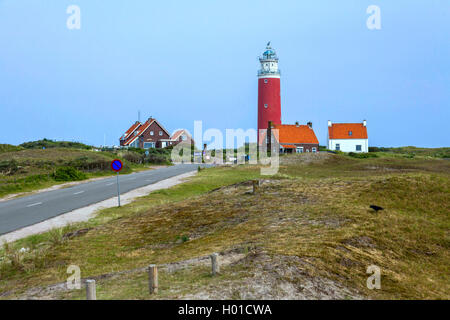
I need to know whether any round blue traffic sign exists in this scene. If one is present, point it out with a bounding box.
[111,159,123,172]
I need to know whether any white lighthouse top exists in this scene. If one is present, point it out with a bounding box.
[258,42,280,78]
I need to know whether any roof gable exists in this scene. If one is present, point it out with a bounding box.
[171,129,192,141]
[328,123,368,140]
[122,121,142,139]
[122,118,172,146]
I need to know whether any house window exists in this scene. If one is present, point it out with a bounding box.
[159,131,163,136]
[144,142,155,149]
[161,142,167,148]
[296,147,303,153]
[264,104,268,108]
[356,145,362,151]
[150,131,154,136]
[336,144,340,151]
[312,147,317,153]
[349,131,353,136]
[264,79,268,84]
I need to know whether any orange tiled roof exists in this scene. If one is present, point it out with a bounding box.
[121,121,141,140]
[328,123,368,139]
[171,129,186,141]
[123,120,152,146]
[272,124,319,144]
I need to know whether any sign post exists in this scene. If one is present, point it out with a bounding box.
[111,159,123,207]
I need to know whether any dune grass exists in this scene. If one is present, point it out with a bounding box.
[0,153,449,299]
[0,148,152,198]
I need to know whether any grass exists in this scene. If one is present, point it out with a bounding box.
[0,152,449,299]
[369,146,450,159]
[0,148,158,198]
[0,144,24,154]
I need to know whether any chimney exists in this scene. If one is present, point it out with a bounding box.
[307,122,312,128]
[363,120,367,127]
[328,120,332,127]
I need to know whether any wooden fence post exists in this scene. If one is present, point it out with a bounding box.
[252,180,260,193]
[148,264,158,294]
[86,279,96,300]
[210,253,220,276]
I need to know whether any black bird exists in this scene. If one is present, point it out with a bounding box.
[370,205,384,212]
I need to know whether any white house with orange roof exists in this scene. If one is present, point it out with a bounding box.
[327,120,369,153]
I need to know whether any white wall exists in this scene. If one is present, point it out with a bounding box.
[328,139,368,153]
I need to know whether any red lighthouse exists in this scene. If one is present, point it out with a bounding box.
[258,42,281,142]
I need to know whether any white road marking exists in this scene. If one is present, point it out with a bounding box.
[73,191,85,195]
[26,202,42,208]
[106,183,114,186]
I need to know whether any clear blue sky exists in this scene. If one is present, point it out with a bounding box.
[0,0,449,147]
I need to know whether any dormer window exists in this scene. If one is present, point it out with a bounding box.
[348,131,353,136]
[264,104,268,108]
[264,79,268,84]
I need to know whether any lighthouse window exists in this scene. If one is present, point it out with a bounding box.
[264,79,268,83]
[264,104,268,109]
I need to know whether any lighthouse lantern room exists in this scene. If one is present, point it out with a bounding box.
[257,42,282,141]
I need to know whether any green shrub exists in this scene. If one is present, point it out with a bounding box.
[19,138,92,150]
[146,153,171,164]
[123,152,143,164]
[0,144,23,153]
[0,159,19,175]
[52,166,87,181]
[348,152,378,159]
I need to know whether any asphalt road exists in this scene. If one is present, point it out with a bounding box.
[0,164,206,235]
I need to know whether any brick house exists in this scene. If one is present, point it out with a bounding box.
[170,129,195,146]
[260,122,320,153]
[120,118,172,149]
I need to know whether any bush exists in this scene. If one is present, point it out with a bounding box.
[146,153,171,165]
[52,166,87,181]
[0,159,19,175]
[123,152,143,164]
[348,152,378,159]
[19,138,92,150]
[0,144,23,153]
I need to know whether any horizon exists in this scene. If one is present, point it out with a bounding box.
[1,1,449,148]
